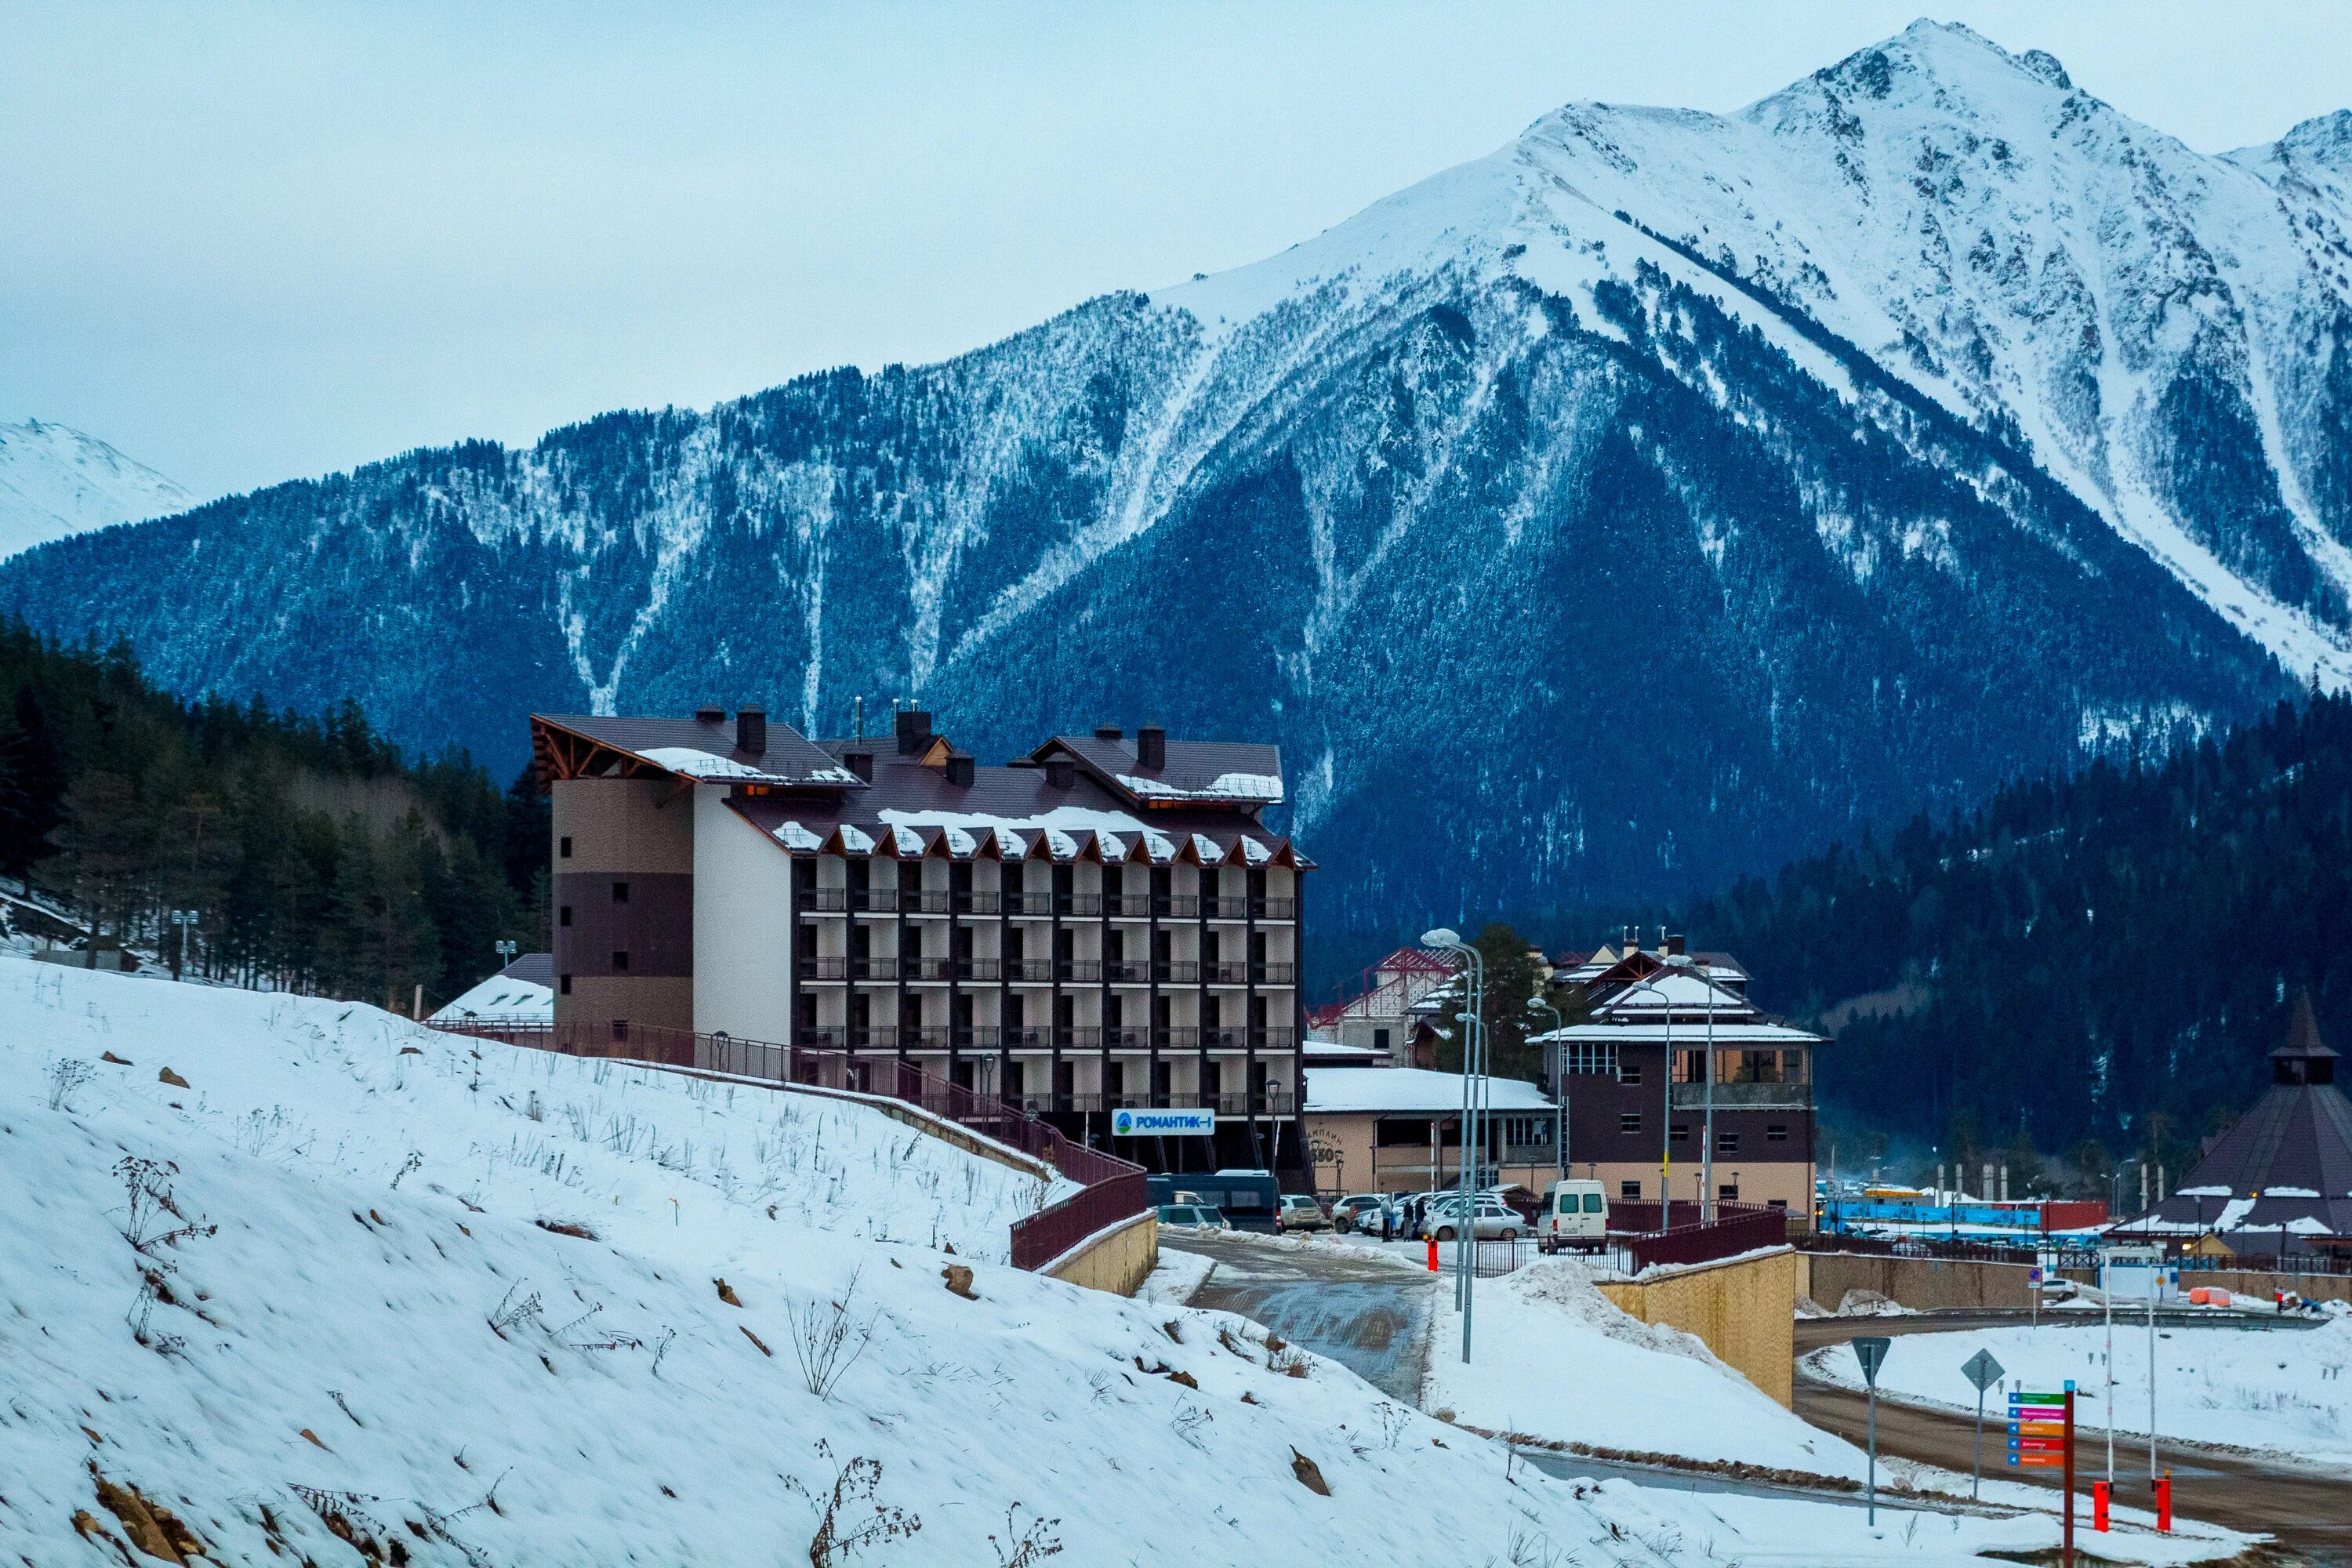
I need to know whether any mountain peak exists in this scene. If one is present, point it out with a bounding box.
[0,419,192,561]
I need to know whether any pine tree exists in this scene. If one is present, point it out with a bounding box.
[0,683,65,879]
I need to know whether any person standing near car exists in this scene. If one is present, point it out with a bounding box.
[1380,1200,1393,1242]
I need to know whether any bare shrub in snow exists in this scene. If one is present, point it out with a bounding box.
[989,1503,1063,1566]
[783,1439,920,1566]
[114,1157,213,1254]
[1171,1400,1212,1450]
[47,1058,96,1110]
[487,1282,543,1338]
[786,1270,877,1400]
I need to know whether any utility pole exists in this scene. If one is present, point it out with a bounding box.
[1700,960,1717,1222]
[168,909,198,981]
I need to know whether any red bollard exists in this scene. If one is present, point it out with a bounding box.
[2092,1481,2110,1533]
[1426,1235,1439,1272]
[2154,1473,2172,1534]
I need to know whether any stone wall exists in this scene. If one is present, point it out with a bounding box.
[1798,1251,2031,1313]
[1044,1213,1159,1297]
[1599,1248,1797,1407]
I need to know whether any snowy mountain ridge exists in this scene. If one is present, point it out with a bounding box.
[0,418,191,561]
[2,20,2340,947]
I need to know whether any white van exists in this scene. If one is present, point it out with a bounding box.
[1539,1180,1608,1254]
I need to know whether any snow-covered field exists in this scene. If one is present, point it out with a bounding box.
[1427,1258,1871,1479]
[1806,1318,2352,1470]
[0,964,2252,1565]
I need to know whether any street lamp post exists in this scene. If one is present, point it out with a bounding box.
[1526,993,1564,1176]
[168,909,199,982]
[1422,928,1486,1363]
[495,938,519,967]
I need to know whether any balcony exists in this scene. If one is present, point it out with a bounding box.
[799,887,1005,916]
[1202,962,1297,985]
[1203,897,1298,921]
[1670,1081,1810,1109]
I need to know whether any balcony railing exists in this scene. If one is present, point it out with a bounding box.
[799,887,1007,915]
[1202,898,1298,920]
[1669,1081,1809,1109]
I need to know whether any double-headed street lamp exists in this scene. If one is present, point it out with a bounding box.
[1525,993,1566,1176]
[1421,927,1485,1363]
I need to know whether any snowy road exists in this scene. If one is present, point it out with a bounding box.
[1161,1231,1436,1403]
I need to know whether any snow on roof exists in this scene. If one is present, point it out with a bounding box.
[1534,1022,1822,1047]
[942,825,978,857]
[428,971,554,1025]
[636,746,777,781]
[773,820,822,851]
[1118,771,1285,804]
[1142,829,1178,862]
[890,825,926,856]
[1305,1067,1555,1115]
[1190,833,1224,863]
[837,824,874,853]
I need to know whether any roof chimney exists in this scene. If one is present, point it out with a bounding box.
[1137,724,1166,769]
[895,706,932,755]
[946,753,975,788]
[736,708,766,757]
[1094,724,1123,741]
[1666,933,1686,957]
[694,705,724,724]
[1045,757,1076,789]
[844,750,873,782]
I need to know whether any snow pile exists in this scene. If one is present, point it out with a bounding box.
[2,961,2025,1567]
[1805,1318,2352,1469]
[1425,1258,1872,1479]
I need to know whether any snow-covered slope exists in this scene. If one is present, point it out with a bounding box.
[0,419,190,558]
[0,964,2247,1564]
[5,21,2342,936]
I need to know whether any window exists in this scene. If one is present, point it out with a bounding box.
[1766,1123,1788,1142]
[1716,1132,1740,1155]
[1669,1123,1690,1143]
[1617,1062,1642,1086]
[1619,1112,1642,1134]
[612,950,630,971]
[1766,1199,1788,1213]
[1501,1116,1552,1149]
[1559,1041,1617,1076]
[1373,1028,1392,1053]
[559,906,573,927]
[1620,1180,1642,1200]
[1719,1183,1740,1202]
[611,1019,629,1042]
[559,975,572,995]
[612,880,630,903]
[1583,1192,1605,1214]
[560,836,573,858]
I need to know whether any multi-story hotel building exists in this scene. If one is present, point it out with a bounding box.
[534,705,1311,1174]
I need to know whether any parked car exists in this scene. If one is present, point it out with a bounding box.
[1327,1194,1386,1232]
[1274,1193,1330,1233]
[1537,1179,1608,1254]
[1156,1203,1231,1231]
[1423,1196,1523,1241]
[1487,1185,1543,1226]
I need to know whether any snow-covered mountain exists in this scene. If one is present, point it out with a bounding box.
[4,21,2345,956]
[0,418,191,559]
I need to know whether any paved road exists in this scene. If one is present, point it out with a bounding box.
[1160,1232,1436,1403]
[1792,1343,2352,1564]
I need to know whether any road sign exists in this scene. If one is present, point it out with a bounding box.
[2007,1421,2065,1436]
[2009,1453,2064,1468]
[1852,1336,1890,1388]
[1962,1348,2004,1393]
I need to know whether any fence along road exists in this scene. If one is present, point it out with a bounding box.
[434,1018,1147,1270]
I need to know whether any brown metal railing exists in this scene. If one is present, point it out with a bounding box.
[433,1019,1147,1270]
[1608,1203,1787,1272]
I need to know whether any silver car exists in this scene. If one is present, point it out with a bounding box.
[1422,1196,1523,1241]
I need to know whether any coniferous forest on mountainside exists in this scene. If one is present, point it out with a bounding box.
[1671,688,2352,1178]
[0,622,546,1014]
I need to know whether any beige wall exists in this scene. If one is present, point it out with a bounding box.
[1045,1213,1159,1297]
[1798,1253,2031,1312]
[562,975,693,1034]
[1599,1247,1797,1408]
[1576,1159,1812,1220]
[553,776,695,872]
[1305,1112,1559,1198]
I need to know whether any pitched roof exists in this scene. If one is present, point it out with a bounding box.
[534,713,862,789]
[1030,734,1285,809]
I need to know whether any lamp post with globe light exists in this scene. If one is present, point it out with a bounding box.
[1526,992,1566,1175]
[1420,927,1485,1361]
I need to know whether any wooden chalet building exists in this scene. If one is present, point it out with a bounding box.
[1535,937,1820,1219]
[533,704,1311,1175]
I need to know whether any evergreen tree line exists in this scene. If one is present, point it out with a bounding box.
[1668,688,2352,1174]
[0,622,546,1014]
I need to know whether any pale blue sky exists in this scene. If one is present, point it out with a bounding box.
[6,2,2350,499]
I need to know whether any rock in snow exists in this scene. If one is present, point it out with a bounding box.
[4,22,2347,935]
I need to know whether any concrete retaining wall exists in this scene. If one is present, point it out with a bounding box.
[1798,1251,2031,1313]
[1599,1248,1797,1408]
[1044,1212,1159,1297]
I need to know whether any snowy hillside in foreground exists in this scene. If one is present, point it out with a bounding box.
[0,419,190,558]
[0,964,2238,1566]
